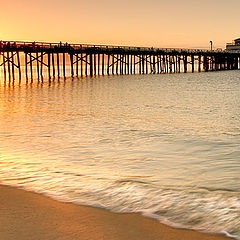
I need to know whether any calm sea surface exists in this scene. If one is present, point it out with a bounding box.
[0,70,240,238]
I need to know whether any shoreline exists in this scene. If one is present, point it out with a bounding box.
[0,184,231,240]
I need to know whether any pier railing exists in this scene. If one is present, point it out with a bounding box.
[0,40,224,53]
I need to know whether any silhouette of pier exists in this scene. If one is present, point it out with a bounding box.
[1,40,240,81]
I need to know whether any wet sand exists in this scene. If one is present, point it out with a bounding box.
[0,185,230,240]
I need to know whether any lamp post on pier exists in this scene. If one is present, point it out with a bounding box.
[210,40,213,51]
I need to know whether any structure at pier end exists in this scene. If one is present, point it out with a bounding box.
[226,38,240,51]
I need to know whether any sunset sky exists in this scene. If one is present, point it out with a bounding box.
[1,0,239,49]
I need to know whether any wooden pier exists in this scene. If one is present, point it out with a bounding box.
[0,40,240,81]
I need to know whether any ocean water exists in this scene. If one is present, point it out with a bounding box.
[0,70,240,238]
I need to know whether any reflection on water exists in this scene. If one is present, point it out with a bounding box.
[0,70,240,238]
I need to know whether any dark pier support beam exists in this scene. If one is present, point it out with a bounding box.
[52,53,55,77]
[94,53,96,76]
[36,52,40,80]
[198,55,201,72]
[119,55,122,75]
[235,57,238,69]
[127,54,130,74]
[107,54,110,75]
[124,55,127,75]
[98,53,100,75]
[116,54,119,75]
[48,52,51,79]
[122,54,125,75]
[203,56,208,72]
[229,57,232,70]
[119,54,122,75]
[130,55,133,74]
[170,56,173,73]
[133,55,136,74]
[146,55,148,74]
[7,52,11,82]
[224,56,227,70]
[90,54,93,77]
[123,55,125,75]
[169,56,172,73]
[30,53,33,80]
[63,53,66,77]
[220,57,223,70]
[70,53,74,77]
[206,57,209,72]
[126,54,128,74]
[227,56,230,70]
[215,56,218,71]
[129,55,131,74]
[142,55,145,74]
[76,54,78,77]
[176,56,178,73]
[40,53,43,78]
[112,54,115,75]
[211,56,214,71]
[57,53,60,77]
[81,53,83,77]
[139,55,141,74]
[102,54,105,76]
[161,55,163,73]
[85,54,88,76]
[174,56,177,73]
[173,56,176,73]
[11,52,15,81]
[224,57,227,70]
[153,56,156,74]
[17,52,21,80]
[159,55,162,73]
[220,57,224,70]
[191,55,194,73]
[231,56,234,70]
[125,55,128,74]
[232,56,235,70]
[184,55,187,73]
[166,55,168,73]
[163,55,166,73]
[3,53,7,81]
[122,55,124,75]
[161,55,164,73]
[157,55,160,74]
[166,55,169,73]
[178,56,181,73]
[149,55,152,73]
[121,55,124,75]
[221,56,224,70]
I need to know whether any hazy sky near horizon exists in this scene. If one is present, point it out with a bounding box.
[1,0,239,48]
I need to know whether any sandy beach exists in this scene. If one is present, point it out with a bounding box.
[0,185,231,240]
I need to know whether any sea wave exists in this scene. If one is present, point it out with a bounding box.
[1,176,239,239]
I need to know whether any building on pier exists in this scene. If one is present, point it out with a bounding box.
[226,38,240,51]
